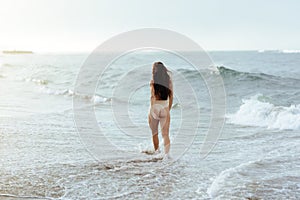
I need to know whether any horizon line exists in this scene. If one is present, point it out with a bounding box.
[2,48,300,54]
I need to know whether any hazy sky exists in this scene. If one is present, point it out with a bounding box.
[0,0,299,52]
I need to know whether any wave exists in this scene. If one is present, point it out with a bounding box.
[0,74,50,85]
[282,50,300,54]
[257,49,282,53]
[178,66,278,82]
[41,87,111,104]
[227,94,300,130]
[207,160,258,198]
[207,140,300,199]
[257,49,300,54]
[207,155,299,199]
[24,77,49,85]
[217,66,267,81]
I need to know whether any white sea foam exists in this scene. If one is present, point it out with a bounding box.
[207,153,300,199]
[41,87,110,104]
[227,94,300,130]
[257,49,300,54]
[24,77,49,85]
[257,49,281,53]
[282,49,300,53]
[92,95,110,104]
[207,160,256,198]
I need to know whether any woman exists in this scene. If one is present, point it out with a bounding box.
[148,62,173,157]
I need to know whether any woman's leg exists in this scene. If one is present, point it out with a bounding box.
[159,108,170,154]
[148,113,159,151]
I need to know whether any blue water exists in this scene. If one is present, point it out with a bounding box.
[0,50,299,199]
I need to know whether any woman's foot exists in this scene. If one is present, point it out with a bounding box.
[163,153,172,160]
[154,149,161,155]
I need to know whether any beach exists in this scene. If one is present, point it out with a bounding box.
[0,50,300,199]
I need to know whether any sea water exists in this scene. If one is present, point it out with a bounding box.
[0,50,299,199]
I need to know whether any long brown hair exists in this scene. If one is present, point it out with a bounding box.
[152,62,171,100]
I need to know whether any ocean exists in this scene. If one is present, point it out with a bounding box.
[0,50,299,199]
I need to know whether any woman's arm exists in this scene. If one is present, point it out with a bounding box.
[168,80,173,110]
[150,80,155,106]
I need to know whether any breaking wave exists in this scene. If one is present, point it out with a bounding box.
[41,87,111,104]
[227,94,300,130]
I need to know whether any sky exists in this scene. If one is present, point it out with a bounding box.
[0,0,299,52]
